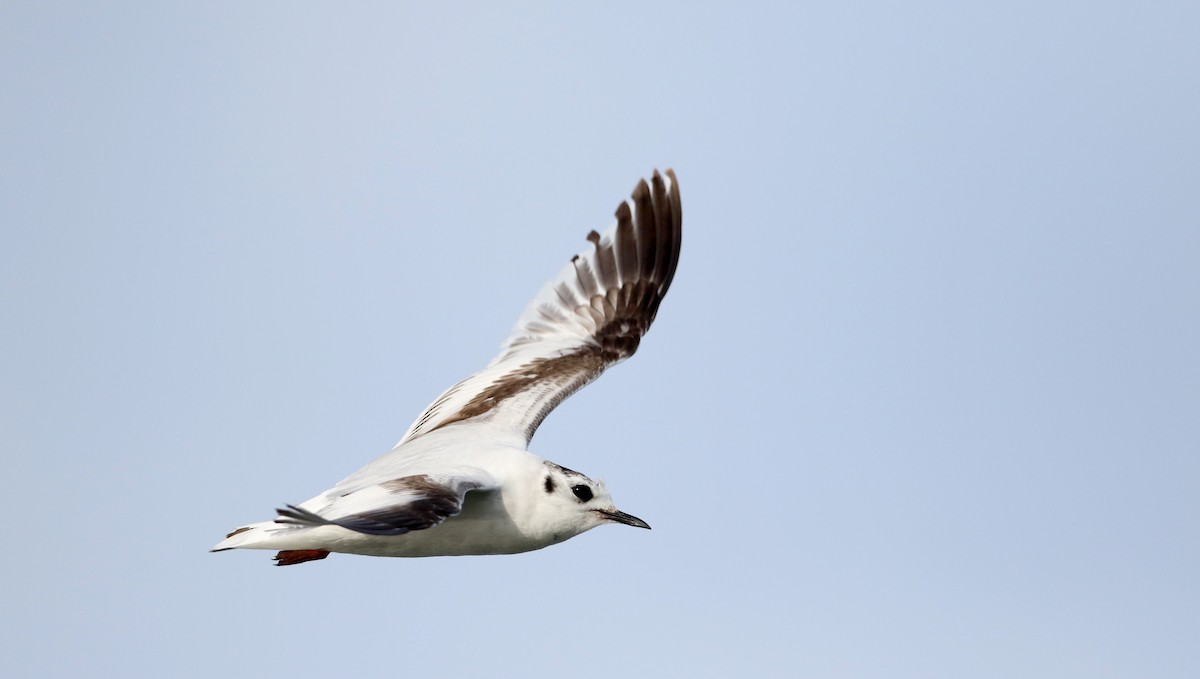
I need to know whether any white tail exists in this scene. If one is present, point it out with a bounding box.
[210,520,283,551]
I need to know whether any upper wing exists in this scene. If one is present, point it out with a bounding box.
[397,169,682,447]
[277,471,495,536]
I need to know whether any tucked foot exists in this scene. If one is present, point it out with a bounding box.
[273,549,331,566]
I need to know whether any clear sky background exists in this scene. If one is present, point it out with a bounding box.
[3,3,1197,677]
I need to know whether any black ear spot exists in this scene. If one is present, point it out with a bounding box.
[544,476,555,494]
[571,485,593,502]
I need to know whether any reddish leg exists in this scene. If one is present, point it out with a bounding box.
[273,549,331,566]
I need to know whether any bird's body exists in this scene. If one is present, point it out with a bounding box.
[213,169,680,565]
[220,431,596,559]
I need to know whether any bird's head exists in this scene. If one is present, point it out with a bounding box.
[535,462,650,538]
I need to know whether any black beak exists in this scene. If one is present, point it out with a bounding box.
[597,508,651,530]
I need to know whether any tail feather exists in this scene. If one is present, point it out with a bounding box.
[212,506,340,553]
[210,519,289,551]
[212,505,345,560]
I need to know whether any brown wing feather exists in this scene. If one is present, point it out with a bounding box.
[397,169,682,445]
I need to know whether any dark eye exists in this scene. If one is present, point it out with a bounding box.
[571,485,593,502]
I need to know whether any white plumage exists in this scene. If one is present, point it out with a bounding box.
[213,169,680,565]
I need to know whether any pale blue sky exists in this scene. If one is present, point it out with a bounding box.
[3,2,1198,677]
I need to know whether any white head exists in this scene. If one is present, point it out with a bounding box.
[532,461,650,541]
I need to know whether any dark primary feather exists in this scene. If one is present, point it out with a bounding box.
[398,169,682,445]
[275,475,483,537]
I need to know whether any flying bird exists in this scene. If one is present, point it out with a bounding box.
[212,169,681,565]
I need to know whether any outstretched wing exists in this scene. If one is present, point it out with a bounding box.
[398,169,682,447]
[277,472,495,536]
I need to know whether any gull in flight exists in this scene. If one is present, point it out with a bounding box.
[212,169,681,565]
